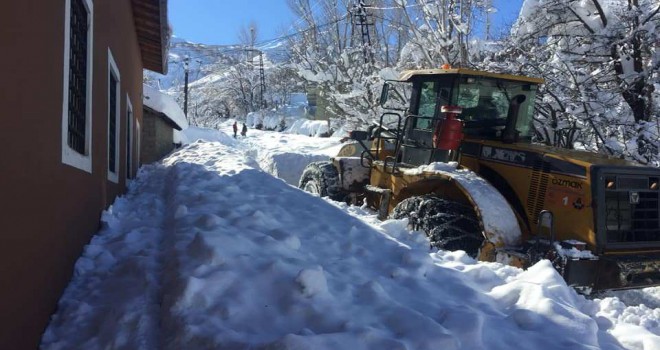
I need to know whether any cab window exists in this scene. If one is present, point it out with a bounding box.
[414,81,437,129]
[413,79,452,130]
[455,77,537,140]
[457,80,509,122]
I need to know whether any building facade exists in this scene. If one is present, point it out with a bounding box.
[141,106,183,163]
[141,84,187,164]
[0,0,168,348]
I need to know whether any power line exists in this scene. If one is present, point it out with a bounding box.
[255,13,350,48]
[167,1,443,62]
[363,2,429,11]
[283,0,325,40]
[170,14,350,61]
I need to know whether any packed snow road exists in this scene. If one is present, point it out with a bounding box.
[42,125,660,349]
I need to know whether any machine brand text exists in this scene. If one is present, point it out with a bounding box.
[481,146,527,165]
[551,178,583,190]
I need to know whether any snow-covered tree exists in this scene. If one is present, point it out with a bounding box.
[391,0,488,69]
[284,0,494,129]
[286,0,385,128]
[497,0,659,164]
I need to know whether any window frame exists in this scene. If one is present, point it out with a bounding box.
[126,94,134,180]
[411,77,453,130]
[413,81,439,130]
[107,49,121,183]
[136,119,142,169]
[61,0,94,172]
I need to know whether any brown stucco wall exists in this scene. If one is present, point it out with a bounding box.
[141,109,177,164]
[0,0,146,348]
[96,0,145,203]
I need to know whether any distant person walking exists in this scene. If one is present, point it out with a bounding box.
[241,123,248,137]
[232,121,238,138]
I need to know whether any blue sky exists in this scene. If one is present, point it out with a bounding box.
[169,0,524,45]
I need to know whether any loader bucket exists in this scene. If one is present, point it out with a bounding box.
[563,253,660,293]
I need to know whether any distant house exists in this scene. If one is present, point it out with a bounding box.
[0,0,169,349]
[282,92,310,118]
[306,86,342,121]
[142,85,189,163]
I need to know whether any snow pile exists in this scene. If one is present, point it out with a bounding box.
[238,124,341,184]
[246,112,286,130]
[182,126,236,146]
[173,130,188,145]
[42,128,660,349]
[410,161,460,173]
[181,123,341,186]
[584,297,660,349]
[285,119,330,137]
[554,241,597,259]
[258,151,330,186]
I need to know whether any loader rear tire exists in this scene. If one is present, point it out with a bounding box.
[299,161,345,201]
[391,195,483,257]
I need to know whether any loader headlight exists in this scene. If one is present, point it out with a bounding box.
[606,177,616,189]
[651,178,658,190]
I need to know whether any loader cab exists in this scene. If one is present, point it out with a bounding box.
[391,69,542,166]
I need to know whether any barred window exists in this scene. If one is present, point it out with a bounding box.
[62,0,93,172]
[67,0,88,154]
[109,73,117,173]
[107,49,121,183]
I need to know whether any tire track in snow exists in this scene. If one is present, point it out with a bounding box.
[41,165,171,350]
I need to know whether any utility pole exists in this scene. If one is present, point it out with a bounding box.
[245,48,267,110]
[183,56,189,119]
[351,0,374,65]
[485,0,492,41]
[258,51,266,109]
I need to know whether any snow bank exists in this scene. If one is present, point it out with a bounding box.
[285,119,330,137]
[246,112,279,130]
[244,112,333,138]
[181,126,236,146]
[159,143,616,349]
[42,127,660,350]
[258,151,330,186]
[236,123,342,183]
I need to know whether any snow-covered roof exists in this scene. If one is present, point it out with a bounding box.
[143,84,189,130]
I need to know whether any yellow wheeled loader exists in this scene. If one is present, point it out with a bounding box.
[299,67,660,293]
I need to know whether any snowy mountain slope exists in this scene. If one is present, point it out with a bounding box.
[42,126,660,350]
[144,36,243,91]
[145,36,288,91]
[143,36,295,129]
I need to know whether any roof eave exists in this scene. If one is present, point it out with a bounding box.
[144,106,183,130]
[132,0,169,74]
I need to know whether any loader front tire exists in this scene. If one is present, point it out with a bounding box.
[391,195,483,257]
[299,161,344,201]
